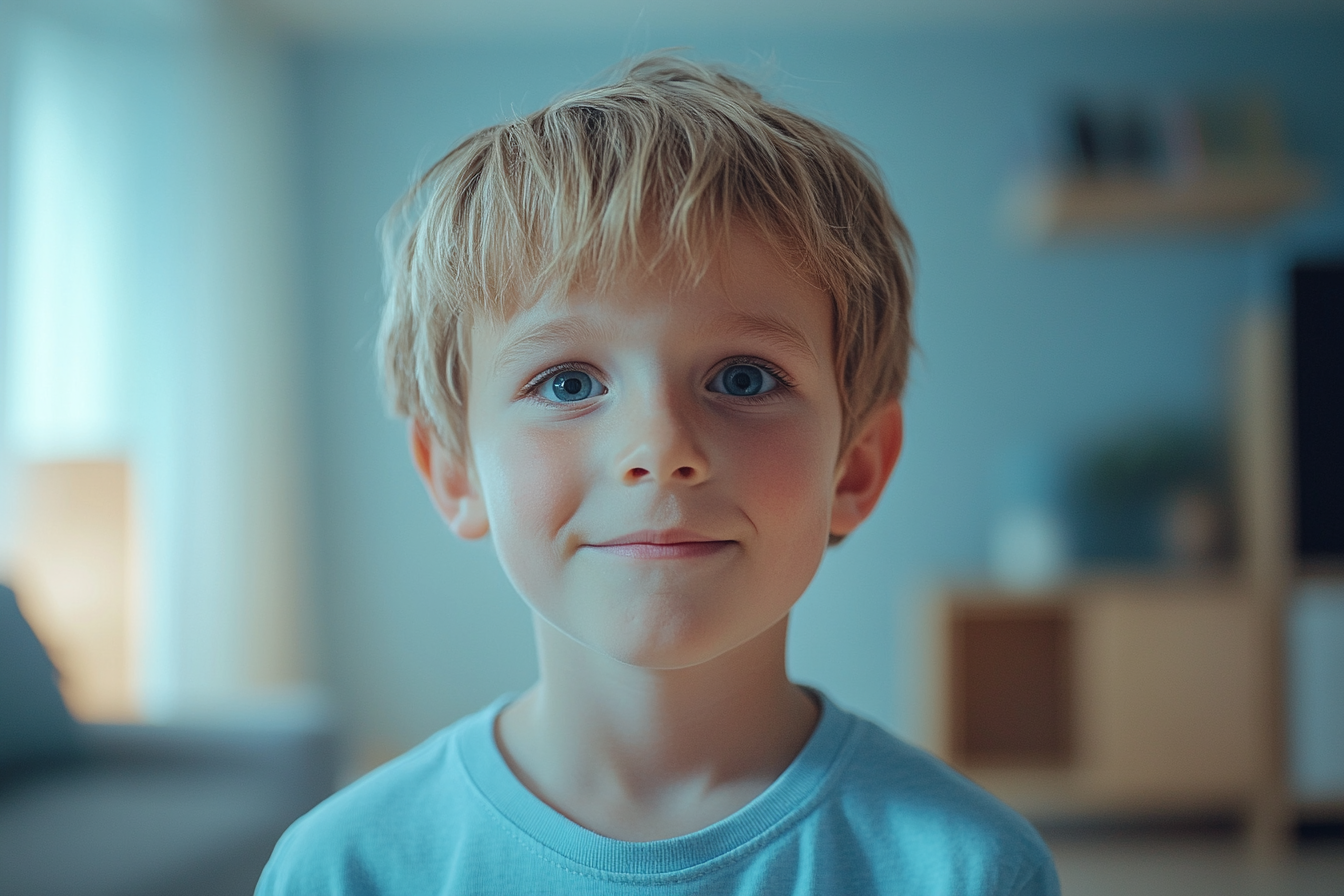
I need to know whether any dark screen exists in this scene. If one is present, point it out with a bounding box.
[1292,262,1344,561]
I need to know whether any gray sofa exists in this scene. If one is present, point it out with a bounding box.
[0,587,336,896]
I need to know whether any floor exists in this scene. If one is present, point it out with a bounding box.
[1047,832,1344,896]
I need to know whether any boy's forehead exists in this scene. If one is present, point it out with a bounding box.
[487,224,828,324]
[473,242,832,375]
[486,298,822,366]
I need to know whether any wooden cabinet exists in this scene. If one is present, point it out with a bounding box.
[934,577,1268,820]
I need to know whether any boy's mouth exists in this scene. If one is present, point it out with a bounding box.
[585,529,735,559]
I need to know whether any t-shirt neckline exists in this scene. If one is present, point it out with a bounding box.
[455,688,859,879]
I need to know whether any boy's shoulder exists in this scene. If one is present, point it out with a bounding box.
[255,698,504,894]
[817,707,1056,893]
[836,707,1041,837]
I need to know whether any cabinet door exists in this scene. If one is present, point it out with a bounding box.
[1075,587,1262,807]
[945,602,1072,767]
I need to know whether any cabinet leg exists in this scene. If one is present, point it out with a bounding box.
[1246,787,1292,863]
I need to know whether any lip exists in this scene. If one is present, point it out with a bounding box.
[585,529,735,559]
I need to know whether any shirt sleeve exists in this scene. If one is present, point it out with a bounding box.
[253,822,379,896]
[1006,856,1062,896]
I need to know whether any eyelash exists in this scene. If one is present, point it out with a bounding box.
[519,363,606,402]
[518,357,797,402]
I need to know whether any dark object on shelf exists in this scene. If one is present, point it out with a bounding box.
[948,602,1072,766]
[1193,92,1287,168]
[1115,105,1156,171]
[1064,101,1158,174]
[1068,104,1102,171]
[1292,261,1344,563]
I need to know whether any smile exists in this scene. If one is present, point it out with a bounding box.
[585,530,735,559]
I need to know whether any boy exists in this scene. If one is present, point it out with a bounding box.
[258,55,1058,894]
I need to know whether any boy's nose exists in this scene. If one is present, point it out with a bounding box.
[614,396,709,487]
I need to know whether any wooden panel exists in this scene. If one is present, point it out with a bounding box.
[11,460,136,721]
[1074,586,1261,806]
[949,603,1072,766]
[1232,313,1295,857]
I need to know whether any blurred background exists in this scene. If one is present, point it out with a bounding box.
[0,0,1342,893]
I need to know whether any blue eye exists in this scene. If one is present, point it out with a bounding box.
[549,370,596,402]
[712,363,777,397]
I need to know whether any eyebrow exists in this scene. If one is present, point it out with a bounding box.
[491,316,610,376]
[713,312,820,366]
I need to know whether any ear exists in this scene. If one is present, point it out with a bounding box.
[409,418,490,540]
[830,401,904,539]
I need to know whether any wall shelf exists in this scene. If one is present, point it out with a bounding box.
[1005,164,1322,240]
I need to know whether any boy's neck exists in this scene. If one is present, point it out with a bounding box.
[495,614,819,842]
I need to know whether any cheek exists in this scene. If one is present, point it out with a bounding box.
[728,415,838,521]
[475,425,589,563]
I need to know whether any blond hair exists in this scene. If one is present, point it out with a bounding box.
[379,54,914,464]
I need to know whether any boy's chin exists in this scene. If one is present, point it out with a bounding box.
[538,606,790,673]
[601,640,742,672]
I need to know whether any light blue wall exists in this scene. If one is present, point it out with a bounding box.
[290,19,1344,765]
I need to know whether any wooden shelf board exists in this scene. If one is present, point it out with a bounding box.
[1007,164,1322,239]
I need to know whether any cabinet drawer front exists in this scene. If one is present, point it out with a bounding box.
[1076,592,1261,805]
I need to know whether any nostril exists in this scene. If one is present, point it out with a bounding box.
[675,466,696,479]
[629,467,649,478]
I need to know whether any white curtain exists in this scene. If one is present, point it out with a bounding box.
[2,1,312,720]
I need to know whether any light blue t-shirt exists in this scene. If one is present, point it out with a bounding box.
[256,691,1059,895]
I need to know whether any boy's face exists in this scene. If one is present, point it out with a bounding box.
[419,228,899,671]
